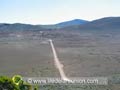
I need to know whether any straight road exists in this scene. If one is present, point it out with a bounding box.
[49,39,70,81]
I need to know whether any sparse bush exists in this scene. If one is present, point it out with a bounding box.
[0,75,38,90]
[0,76,19,90]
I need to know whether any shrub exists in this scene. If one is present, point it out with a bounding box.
[0,75,38,90]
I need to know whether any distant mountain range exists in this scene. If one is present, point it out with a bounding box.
[55,19,89,27]
[40,19,89,29]
[0,17,120,31]
[0,23,46,32]
[62,17,120,30]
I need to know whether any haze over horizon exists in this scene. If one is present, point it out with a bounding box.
[0,0,120,24]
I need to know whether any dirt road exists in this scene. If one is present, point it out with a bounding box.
[49,39,70,81]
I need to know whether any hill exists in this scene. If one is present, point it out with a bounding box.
[0,23,47,32]
[0,17,120,31]
[61,17,120,30]
[55,19,89,28]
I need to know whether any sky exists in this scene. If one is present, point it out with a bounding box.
[0,0,120,24]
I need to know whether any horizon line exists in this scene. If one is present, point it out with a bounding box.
[0,16,119,25]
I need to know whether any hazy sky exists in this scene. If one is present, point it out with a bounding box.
[0,0,119,24]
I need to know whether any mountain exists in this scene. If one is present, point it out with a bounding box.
[55,19,89,28]
[35,19,89,29]
[0,17,120,32]
[61,17,120,30]
[0,23,47,32]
